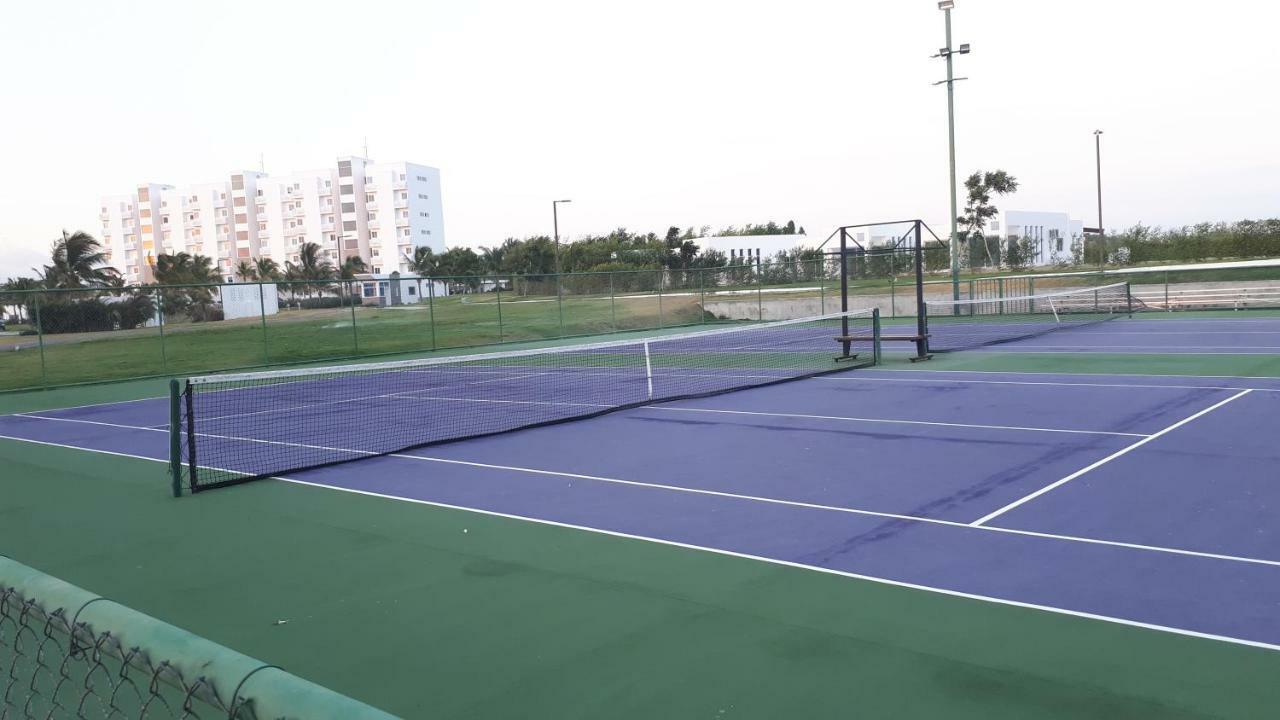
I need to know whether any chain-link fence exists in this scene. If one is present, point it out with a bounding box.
[0,262,845,391]
[0,556,395,719]
[5,258,1275,391]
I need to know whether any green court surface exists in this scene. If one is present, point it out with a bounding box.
[3,329,1280,717]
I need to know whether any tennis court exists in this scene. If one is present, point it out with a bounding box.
[4,301,1280,717]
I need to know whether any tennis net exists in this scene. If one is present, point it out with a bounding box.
[171,309,879,494]
[924,282,1136,352]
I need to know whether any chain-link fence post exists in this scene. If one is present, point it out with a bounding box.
[495,276,505,343]
[258,281,270,364]
[556,272,565,337]
[34,291,48,388]
[155,287,169,373]
[658,271,665,328]
[609,272,617,331]
[349,280,359,354]
[428,278,438,350]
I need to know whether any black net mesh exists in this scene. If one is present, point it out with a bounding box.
[177,310,879,493]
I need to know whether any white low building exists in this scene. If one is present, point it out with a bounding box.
[985,210,1085,266]
[697,234,813,265]
[355,273,448,306]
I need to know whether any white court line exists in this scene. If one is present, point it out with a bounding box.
[859,367,1280,384]
[387,393,612,409]
[814,374,1280,393]
[1073,331,1280,335]
[9,413,1278,569]
[971,389,1254,526]
[642,406,1147,438]
[3,431,1280,655]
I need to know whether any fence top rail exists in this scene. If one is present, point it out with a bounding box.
[920,257,1280,286]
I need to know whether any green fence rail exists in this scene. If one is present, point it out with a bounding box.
[0,555,397,719]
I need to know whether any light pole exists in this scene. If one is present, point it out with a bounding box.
[933,0,969,301]
[1093,129,1104,250]
[552,199,572,276]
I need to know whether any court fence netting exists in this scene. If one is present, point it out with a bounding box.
[170,309,881,495]
[0,556,395,720]
[923,281,1139,352]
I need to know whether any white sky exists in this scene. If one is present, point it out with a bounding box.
[1,0,1277,278]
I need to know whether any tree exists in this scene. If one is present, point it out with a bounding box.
[957,170,1019,267]
[436,247,484,289]
[234,260,257,281]
[37,231,118,289]
[409,246,437,276]
[1,277,42,323]
[284,242,335,297]
[338,255,368,280]
[153,252,221,320]
[254,257,281,281]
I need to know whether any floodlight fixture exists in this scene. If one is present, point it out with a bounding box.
[938,1,955,10]
[958,43,971,54]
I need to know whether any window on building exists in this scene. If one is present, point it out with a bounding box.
[399,191,407,200]
[1056,238,1064,252]
[234,197,246,207]
[416,175,427,182]
[236,231,248,241]
[220,193,226,200]
[256,205,265,214]
[341,202,355,213]
[419,212,429,217]
[231,175,244,191]
[259,222,267,230]
[325,198,333,207]
[366,194,375,203]
[343,221,357,232]
[368,212,378,221]
[256,189,263,196]
[138,188,150,201]
[338,161,352,177]
[402,229,410,237]
[418,194,429,200]
[325,180,332,188]
[370,230,379,239]
[162,216,169,224]
[340,184,353,195]
[140,208,151,218]
[398,174,406,181]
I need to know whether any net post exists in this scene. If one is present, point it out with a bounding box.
[643,341,654,399]
[168,379,182,497]
[872,308,882,366]
[839,228,850,357]
[913,220,929,359]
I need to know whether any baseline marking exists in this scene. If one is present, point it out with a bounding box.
[1,430,1277,654]
[970,389,1254,526]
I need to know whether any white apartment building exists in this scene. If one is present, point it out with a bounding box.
[99,157,444,283]
[985,210,1085,266]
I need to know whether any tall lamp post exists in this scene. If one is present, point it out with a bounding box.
[1093,130,1104,232]
[933,0,969,301]
[552,199,572,276]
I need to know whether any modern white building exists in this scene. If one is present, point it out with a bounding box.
[698,234,813,265]
[99,157,444,283]
[984,210,1085,266]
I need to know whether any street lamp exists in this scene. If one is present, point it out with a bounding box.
[1093,130,1104,237]
[933,1,969,301]
[552,199,572,275]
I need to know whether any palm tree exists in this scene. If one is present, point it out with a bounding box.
[37,231,118,289]
[153,253,221,320]
[1,277,42,324]
[409,246,437,276]
[284,242,335,297]
[234,260,257,281]
[254,257,281,281]
[337,255,368,306]
[338,255,368,280]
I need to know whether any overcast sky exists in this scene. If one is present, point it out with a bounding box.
[1,0,1276,278]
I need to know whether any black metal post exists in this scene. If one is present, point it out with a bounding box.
[839,227,850,358]
[914,220,930,359]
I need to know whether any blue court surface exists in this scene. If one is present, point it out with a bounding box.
[905,314,1280,354]
[3,339,1279,655]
